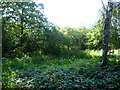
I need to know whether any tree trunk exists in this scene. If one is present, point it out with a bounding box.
[20,3,24,47]
[101,2,113,67]
[20,17,24,47]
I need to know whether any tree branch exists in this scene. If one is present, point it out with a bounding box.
[101,0,107,11]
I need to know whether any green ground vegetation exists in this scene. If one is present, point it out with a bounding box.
[2,50,120,89]
[1,1,120,89]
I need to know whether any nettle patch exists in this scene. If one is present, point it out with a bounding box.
[3,65,120,89]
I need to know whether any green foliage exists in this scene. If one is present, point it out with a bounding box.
[32,55,46,64]
[62,50,92,59]
[86,18,103,50]
[1,1,49,58]
[3,64,120,89]
[2,55,33,70]
[2,1,119,58]
[59,27,88,50]
[1,1,120,89]
[110,4,120,48]
[2,50,120,89]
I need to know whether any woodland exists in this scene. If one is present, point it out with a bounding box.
[1,1,120,89]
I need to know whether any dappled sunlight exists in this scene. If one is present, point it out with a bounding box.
[1,0,120,89]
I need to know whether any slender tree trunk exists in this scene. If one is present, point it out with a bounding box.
[101,2,113,67]
[20,3,24,47]
[20,16,24,47]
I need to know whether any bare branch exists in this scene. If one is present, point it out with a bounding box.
[101,0,107,11]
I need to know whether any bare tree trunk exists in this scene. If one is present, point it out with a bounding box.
[101,2,113,67]
[20,3,24,48]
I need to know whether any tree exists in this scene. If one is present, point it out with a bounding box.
[43,25,66,55]
[101,0,113,67]
[59,27,88,50]
[1,2,48,58]
[110,3,120,49]
[86,18,104,50]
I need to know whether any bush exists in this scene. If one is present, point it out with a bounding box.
[62,50,92,59]
[2,55,33,70]
[32,55,46,64]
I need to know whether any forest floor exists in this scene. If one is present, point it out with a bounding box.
[2,50,120,89]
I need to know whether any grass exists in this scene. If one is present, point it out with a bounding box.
[2,50,120,89]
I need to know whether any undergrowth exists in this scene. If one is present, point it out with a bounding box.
[2,50,120,89]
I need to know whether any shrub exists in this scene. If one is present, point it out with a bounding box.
[62,50,92,59]
[2,55,33,70]
[32,55,45,64]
